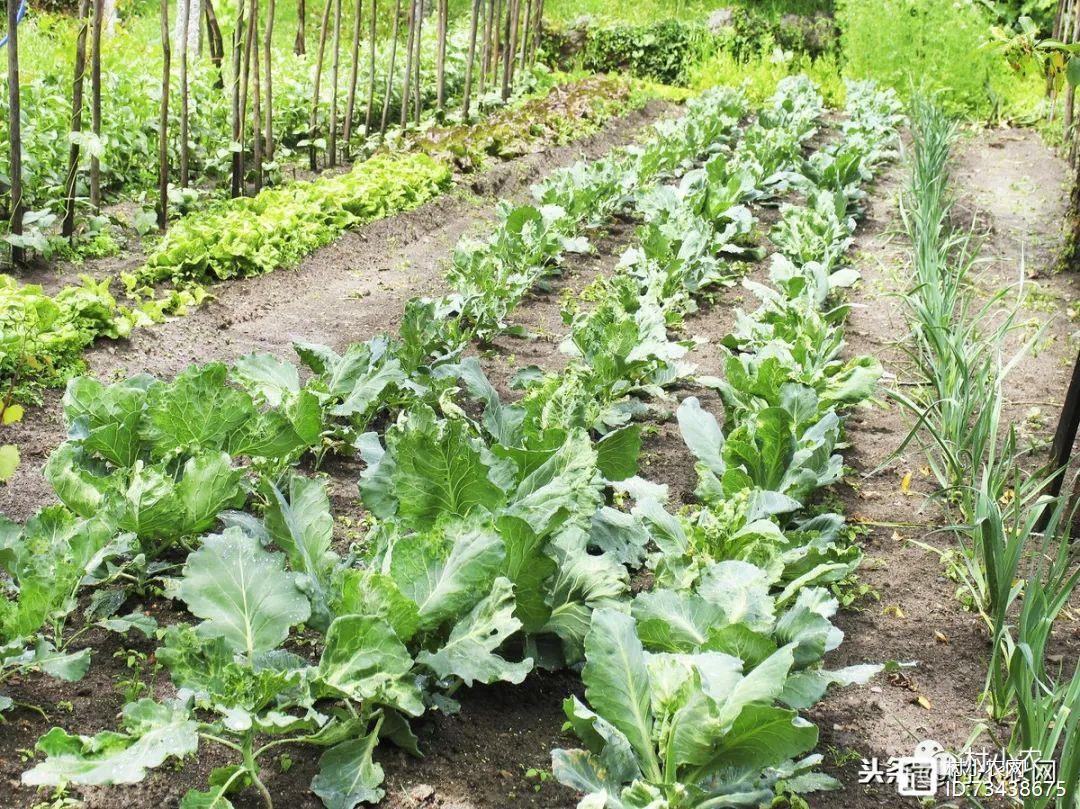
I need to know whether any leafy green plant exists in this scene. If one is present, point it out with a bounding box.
[552,609,836,808]
[403,74,640,171]
[136,153,451,287]
[548,78,901,809]
[0,508,118,711]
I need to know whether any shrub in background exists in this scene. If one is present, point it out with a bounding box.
[541,0,835,26]
[720,7,838,61]
[551,9,839,88]
[689,47,845,107]
[581,20,707,85]
[837,0,1017,116]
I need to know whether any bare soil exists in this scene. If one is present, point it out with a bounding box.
[2,115,1078,809]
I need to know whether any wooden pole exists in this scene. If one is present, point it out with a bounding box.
[364,0,377,135]
[239,0,255,183]
[295,0,306,54]
[157,0,171,229]
[435,0,447,111]
[499,0,514,99]
[462,0,480,119]
[518,0,530,75]
[1038,348,1080,529]
[479,0,493,95]
[343,0,362,160]
[380,0,402,133]
[263,0,275,162]
[1065,4,1080,142]
[329,0,342,166]
[230,0,245,197]
[89,0,103,209]
[250,0,262,190]
[400,0,415,127]
[62,0,91,240]
[492,0,503,87]
[205,0,225,87]
[308,0,333,170]
[507,0,520,93]
[5,0,21,264]
[179,0,191,187]
[1051,0,1067,101]
[412,0,421,123]
[530,0,542,65]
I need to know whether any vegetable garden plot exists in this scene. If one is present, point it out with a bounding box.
[0,73,648,416]
[0,76,907,809]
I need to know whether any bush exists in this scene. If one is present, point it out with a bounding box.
[556,11,839,87]
[581,20,707,85]
[689,48,845,108]
[718,8,837,61]
[837,0,1006,116]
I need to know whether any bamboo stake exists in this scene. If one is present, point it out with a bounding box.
[479,0,493,95]
[62,0,91,240]
[499,0,514,99]
[462,0,480,119]
[157,0,171,229]
[492,0,503,90]
[229,0,245,197]
[251,0,262,190]
[179,0,191,186]
[308,0,333,170]
[295,0,306,54]
[364,0,377,134]
[89,0,103,208]
[1066,4,1080,143]
[1051,0,1066,101]
[412,0,421,123]
[239,0,256,184]
[400,0,415,127]
[228,1,244,197]
[329,0,342,166]
[343,0,362,160]
[205,0,225,87]
[5,0,21,264]
[263,0,275,162]
[507,0,519,92]
[435,0,447,111]
[529,0,542,65]
[380,0,401,132]
[518,0,530,75]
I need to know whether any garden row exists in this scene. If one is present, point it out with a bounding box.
[0,76,903,808]
[890,101,1080,807]
[0,72,644,427]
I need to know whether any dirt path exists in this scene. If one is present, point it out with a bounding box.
[0,101,673,523]
[812,127,1080,807]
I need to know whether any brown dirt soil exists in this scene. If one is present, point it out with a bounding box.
[3,116,1078,809]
